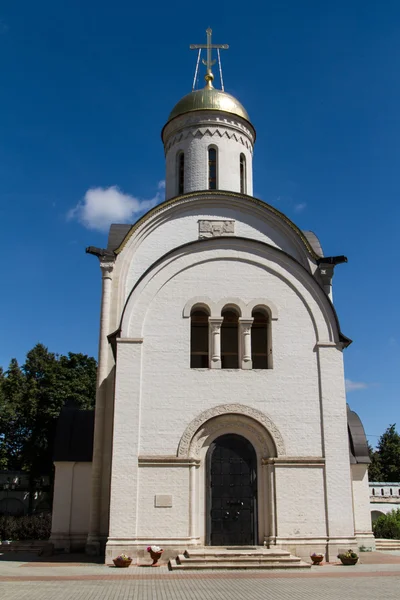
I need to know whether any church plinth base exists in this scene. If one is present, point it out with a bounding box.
[355,532,376,552]
[271,537,358,563]
[86,535,107,556]
[105,538,201,565]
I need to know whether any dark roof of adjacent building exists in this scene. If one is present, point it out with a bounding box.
[53,407,95,462]
[347,404,370,464]
[54,404,370,466]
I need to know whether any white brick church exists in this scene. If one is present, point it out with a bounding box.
[51,31,374,563]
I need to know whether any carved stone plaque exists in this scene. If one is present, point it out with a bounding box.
[198,220,235,239]
[154,495,173,508]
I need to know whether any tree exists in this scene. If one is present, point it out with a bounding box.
[0,359,27,471]
[377,425,400,482]
[368,442,383,482]
[373,508,400,539]
[0,344,97,513]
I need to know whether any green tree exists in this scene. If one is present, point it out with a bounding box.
[0,344,96,513]
[373,508,400,539]
[377,424,400,482]
[368,442,383,482]
[0,359,27,471]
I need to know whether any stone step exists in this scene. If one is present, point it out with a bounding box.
[375,538,400,551]
[184,548,292,558]
[168,547,311,571]
[177,554,303,565]
[169,558,310,570]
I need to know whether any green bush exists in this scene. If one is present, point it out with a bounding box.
[373,509,400,539]
[0,514,51,541]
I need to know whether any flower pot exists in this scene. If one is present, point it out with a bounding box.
[113,558,132,568]
[311,554,324,565]
[149,550,163,566]
[339,557,358,566]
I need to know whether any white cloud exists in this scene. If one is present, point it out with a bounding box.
[294,202,307,213]
[345,379,369,393]
[68,183,165,232]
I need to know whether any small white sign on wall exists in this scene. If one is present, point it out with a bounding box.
[154,495,173,508]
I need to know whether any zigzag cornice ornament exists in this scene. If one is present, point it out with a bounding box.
[163,111,255,145]
[165,127,253,153]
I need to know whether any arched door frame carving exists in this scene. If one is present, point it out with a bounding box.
[178,405,284,546]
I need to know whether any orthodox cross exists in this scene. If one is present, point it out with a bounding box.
[190,28,229,90]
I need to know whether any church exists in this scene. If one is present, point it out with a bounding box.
[50,30,374,565]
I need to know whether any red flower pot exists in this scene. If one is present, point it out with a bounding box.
[149,550,163,566]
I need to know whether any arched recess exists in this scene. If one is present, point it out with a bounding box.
[245,299,278,320]
[177,404,285,545]
[215,298,246,317]
[183,297,216,317]
[177,403,285,458]
[371,509,385,523]
[119,238,340,345]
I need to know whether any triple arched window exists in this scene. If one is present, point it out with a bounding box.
[190,304,272,370]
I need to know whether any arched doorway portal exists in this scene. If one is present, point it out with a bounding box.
[207,434,257,546]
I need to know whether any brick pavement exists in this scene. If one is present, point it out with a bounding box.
[1,552,400,600]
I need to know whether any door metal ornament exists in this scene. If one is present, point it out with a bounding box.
[207,434,257,546]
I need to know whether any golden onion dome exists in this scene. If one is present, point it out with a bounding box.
[167,78,250,124]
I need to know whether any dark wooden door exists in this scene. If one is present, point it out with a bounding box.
[208,434,257,546]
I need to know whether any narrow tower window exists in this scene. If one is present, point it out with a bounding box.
[190,309,209,368]
[177,152,185,195]
[240,153,246,194]
[221,308,239,368]
[208,147,217,190]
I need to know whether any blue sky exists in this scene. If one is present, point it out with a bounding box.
[0,1,398,444]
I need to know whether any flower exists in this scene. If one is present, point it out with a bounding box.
[311,553,323,557]
[337,549,358,560]
[116,554,131,561]
[146,545,163,553]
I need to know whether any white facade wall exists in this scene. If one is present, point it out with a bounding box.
[51,462,91,552]
[163,112,254,199]
[103,233,356,562]
[370,482,400,523]
[351,464,375,549]
[370,483,400,497]
[135,258,323,457]
[113,199,318,317]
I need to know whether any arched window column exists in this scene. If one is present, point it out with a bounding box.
[239,318,253,369]
[209,317,223,369]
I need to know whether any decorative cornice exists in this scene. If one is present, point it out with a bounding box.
[165,127,253,154]
[138,456,200,467]
[262,457,325,466]
[114,190,319,259]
